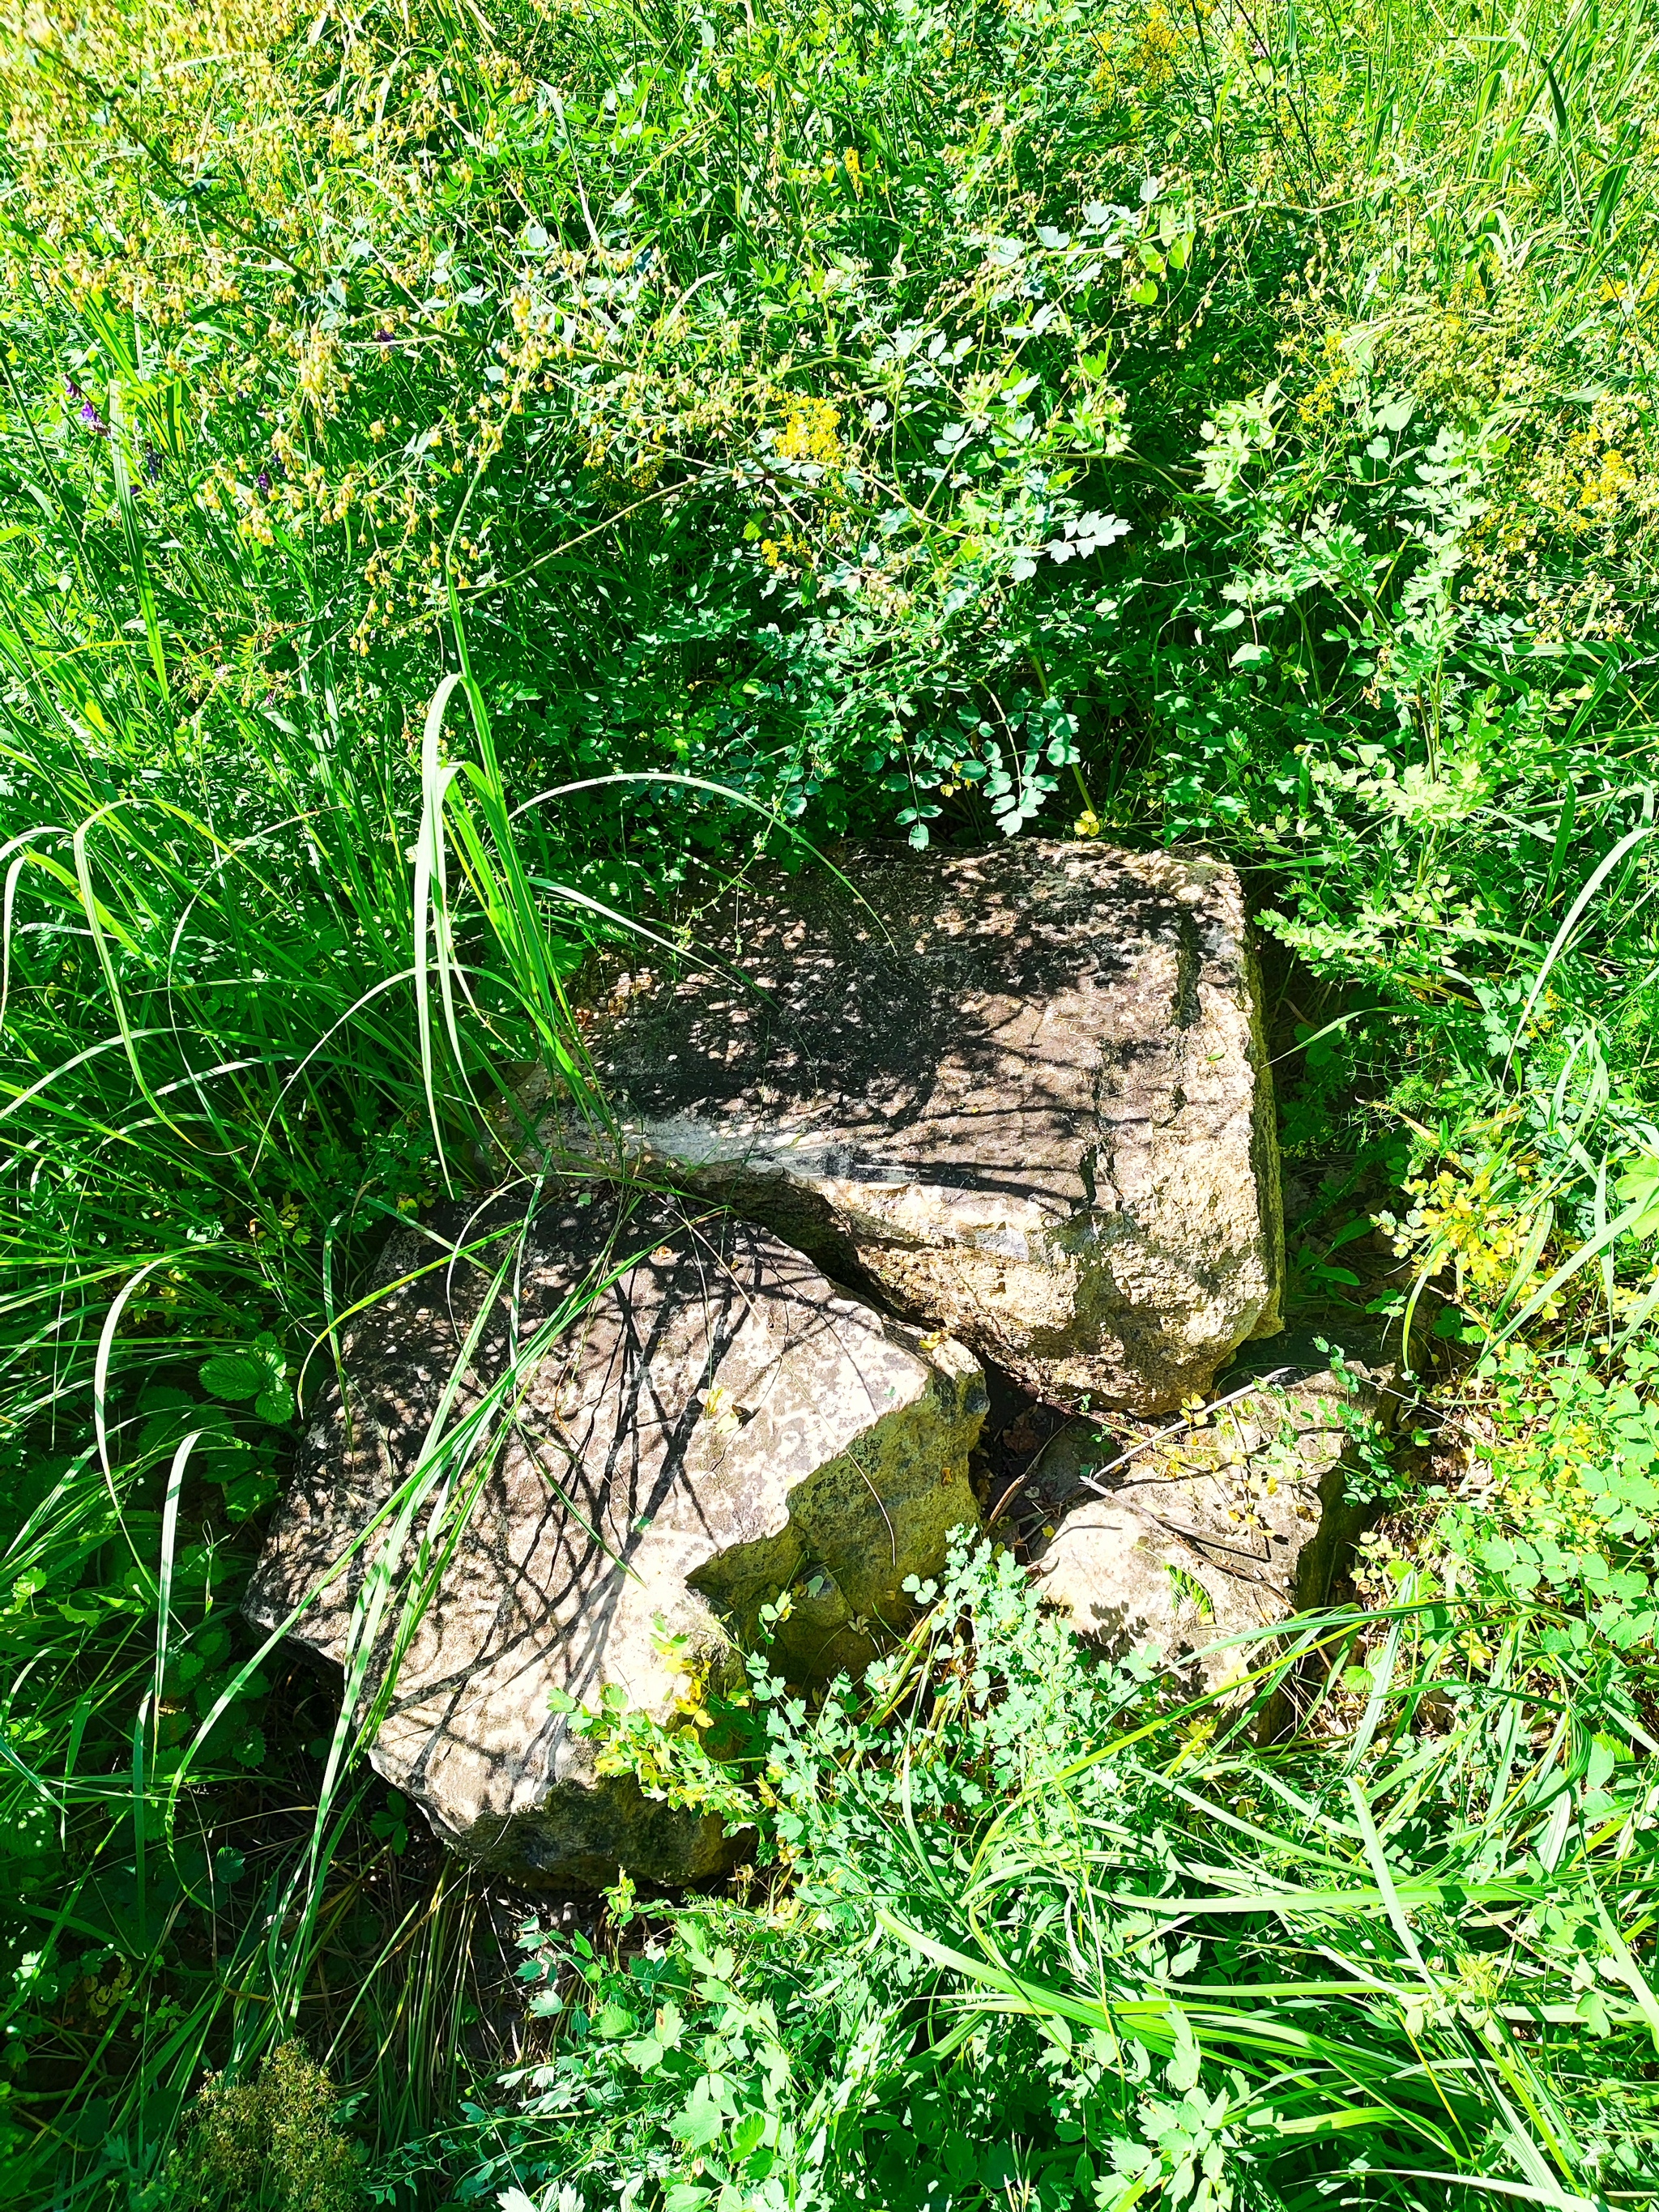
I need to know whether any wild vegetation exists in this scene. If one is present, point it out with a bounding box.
[4,0,1659,2201]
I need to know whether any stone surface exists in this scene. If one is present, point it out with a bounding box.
[1029,1328,1407,1683]
[245,1188,985,1888]
[533,841,1282,1415]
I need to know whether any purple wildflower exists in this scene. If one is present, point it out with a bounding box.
[143,445,163,482]
[79,399,109,436]
[374,326,395,347]
[257,471,271,494]
[64,377,83,400]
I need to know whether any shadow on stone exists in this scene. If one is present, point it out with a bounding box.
[526,841,1283,1414]
[246,1184,986,1889]
[1027,1322,1410,1691]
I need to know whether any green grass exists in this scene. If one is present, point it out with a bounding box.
[5,0,1659,2201]
[489,1537,1659,2210]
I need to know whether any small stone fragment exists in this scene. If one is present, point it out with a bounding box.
[1030,1329,1406,1684]
[245,1188,985,1888]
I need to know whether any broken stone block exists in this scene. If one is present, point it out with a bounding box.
[1030,1329,1406,1683]
[534,841,1282,1415]
[245,1189,985,1888]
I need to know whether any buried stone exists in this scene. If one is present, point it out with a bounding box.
[1026,1328,1410,1687]
[245,1188,985,1889]
[527,839,1283,1416]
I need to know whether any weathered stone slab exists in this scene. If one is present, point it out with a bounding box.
[245,1189,985,1888]
[532,842,1282,1415]
[1030,1330,1405,1684]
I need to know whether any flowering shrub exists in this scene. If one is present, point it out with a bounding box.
[1378,1154,1563,1324]
[11,0,1659,897]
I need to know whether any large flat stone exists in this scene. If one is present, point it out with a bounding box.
[532,842,1282,1415]
[1030,1330,1405,1685]
[245,1189,985,1888]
